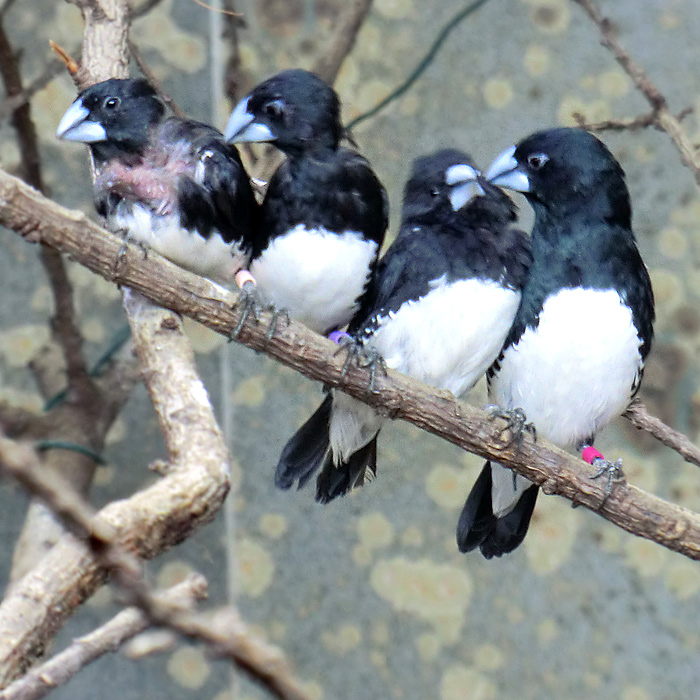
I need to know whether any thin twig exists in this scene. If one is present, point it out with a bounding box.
[574,107,694,133]
[572,0,700,187]
[0,575,208,700]
[624,398,700,469]
[128,38,185,117]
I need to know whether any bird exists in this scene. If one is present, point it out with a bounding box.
[56,77,258,289]
[275,148,532,503]
[224,68,388,335]
[457,127,655,559]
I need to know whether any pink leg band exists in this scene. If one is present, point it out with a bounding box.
[581,445,604,464]
[235,270,256,290]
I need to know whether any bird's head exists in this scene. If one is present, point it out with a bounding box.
[402,148,482,222]
[486,127,630,222]
[56,78,165,161]
[225,69,343,156]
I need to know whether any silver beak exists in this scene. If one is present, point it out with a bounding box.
[485,145,530,192]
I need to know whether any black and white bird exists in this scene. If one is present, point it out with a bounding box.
[224,69,387,335]
[457,127,655,559]
[275,149,531,503]
[56,78,258,288]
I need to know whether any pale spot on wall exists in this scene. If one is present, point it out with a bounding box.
[231,375,267,407]
[259,512,288,539]
[239,537,275,597]
[371,620,390,645]
[105,416,126,445]
[93,464,116,486]
[525,496,579,574]
[440,665,496,700]
[30,285,51,313]
[401,524,424,547]
[132,0,206,73]
[557,95,610,126]
[665,558,700,600]
[622,687,652,700]
[624,538,667,578]
[375,0,415,20]
[352,543,373,566]
[86,585,111,608]
[659,11,680,29]
[321,623,362,656]
[81,318,106,344]
[354,78,395,114]
[598,70,630,99]
[524,45,550,76]
[416,632,441,661]
[0,388,42,413]
[649,269,682,309]
[370,557,472,642]
[183,317,225,354]
[425,463,472,510]
[483,78,514,110]
[357,511,394,549]
[167,646,210,689]
[474,644,504,671]
[157,560,195,589]
[537,617,559,644]
[0,325,49,368]
[658,226,688,259]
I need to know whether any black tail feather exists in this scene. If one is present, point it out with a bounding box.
[315,436,378,504]
[457,461,539,559]
[275,395,332,491]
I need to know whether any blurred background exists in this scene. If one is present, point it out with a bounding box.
[1,0,700,698]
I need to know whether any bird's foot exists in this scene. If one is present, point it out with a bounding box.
[581,445,624,496]
[331,332,387,392]
[114,233,149,275]
[230,270,261,339]
[485,405,536,448]
[230,270,289,342]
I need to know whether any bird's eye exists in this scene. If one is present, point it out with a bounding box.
[527,153,549,170]
[263,99,285,118]
[430,187,440,197]
[103,97,121,110]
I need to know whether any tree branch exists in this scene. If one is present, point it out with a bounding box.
[0,437,311,700]
[0,574,207,700]
[311,0,373,84]
[571,0,700,187]
[1,167,699,563]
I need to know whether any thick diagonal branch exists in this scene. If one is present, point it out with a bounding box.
[1,168,699,563]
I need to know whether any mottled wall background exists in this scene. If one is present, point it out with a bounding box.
[1,0,700,698]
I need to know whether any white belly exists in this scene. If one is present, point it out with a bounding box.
[113,205,247,288]
[250,224,378,334]
[370,276,521,397]
[491,287,643,448]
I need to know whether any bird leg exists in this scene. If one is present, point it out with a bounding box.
[581,445,624,496]
[331,332,387,393]
[485,405,536,448]
[230,270,289,342]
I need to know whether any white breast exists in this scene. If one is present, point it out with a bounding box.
[113,206,247,288]
[249,225,378,334]
[491,287,643,449]
[369,276,521,397]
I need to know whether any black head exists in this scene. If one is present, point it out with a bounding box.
[225,69,342,155]
[56,78,165,161]
[487,127,631,225]
[402,148,481,223]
